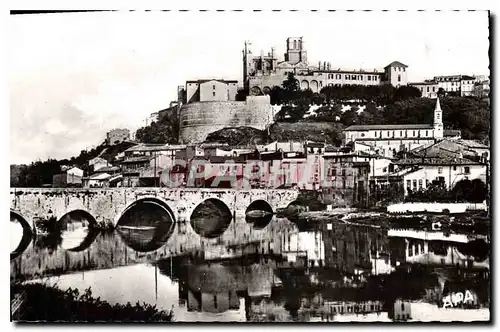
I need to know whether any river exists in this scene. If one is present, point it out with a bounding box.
[10,212,491,322]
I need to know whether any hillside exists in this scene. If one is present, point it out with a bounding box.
[269,122,345,145]
[204,127,269,146]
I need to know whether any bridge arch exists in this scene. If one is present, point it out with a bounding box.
[190,198,232,238]
[116,197,176,252]
[245,200,274,229]
[301,80,309,90]
[10,210,34,260]
[58,210,100,252]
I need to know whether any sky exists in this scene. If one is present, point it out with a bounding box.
[7,10,490,165]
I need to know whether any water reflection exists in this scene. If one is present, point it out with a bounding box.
[11,212,33,260]
[245,200,274,229]
[59,210,100,252]
[11,212,491,322]
[116,199,175,252]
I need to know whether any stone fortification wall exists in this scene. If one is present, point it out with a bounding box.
[178,96,273,144]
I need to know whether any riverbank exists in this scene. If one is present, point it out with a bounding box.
[11,282,174,322]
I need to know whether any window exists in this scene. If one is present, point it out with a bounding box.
[438,166,443,174]
[213,85,216,89]
[406,180,411,188]
[433,87,436,92]
[342,169,346,176]
[214,295,218,309]
[375,131,377,137]
[400,130,403,136]
[453,166,457,171]
[403,68,406,72]
[394,67,397,71]
[401,303,405,311]
[398,75,401,82]
[419,179,423,190]
[413,180,417,189]
[426,179,430,187]
[332,168,337,176]
[368,76,372,81]
[343,179,346,188]
[213,91,216,97]
[398,67,401,72]
[464,166,470,174]
[427,87,429,92]
[425,130,428,137]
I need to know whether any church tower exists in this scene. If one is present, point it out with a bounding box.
[433,97,444,140]
[284,37,307,65]
[242,41,253,90]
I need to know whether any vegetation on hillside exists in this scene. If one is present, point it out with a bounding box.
[205,126,268,146]
[11,141,136,187]
[270,73,490,144]
[135,107,179,144]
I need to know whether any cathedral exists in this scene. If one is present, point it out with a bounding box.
[243,37,409,95]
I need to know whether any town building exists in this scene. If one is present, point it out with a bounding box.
[433,75,476,97]
[474,78,490,98]
[408,81,439,98]
[88,156,109,172]
[82,172,122,188]
[322,151,370,208]
[409,138,489,162]
[243,37,409,95]
[343,98,444,157]
[52,167,84,188]
[185,79,238,103]
[121,143,186,187]
[393,157,487,196]
[106,128,130,145]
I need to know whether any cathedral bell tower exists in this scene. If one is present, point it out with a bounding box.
[433,97,444,140]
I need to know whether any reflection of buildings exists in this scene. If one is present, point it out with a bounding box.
[388,229,489,270]
[165,260,278,315]
[387,299,412,321]
[187,290,240,313]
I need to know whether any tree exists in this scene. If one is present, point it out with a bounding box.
[282,73,300,92]
[394,85,422,101]
[341,107,360,126]
[437,88,446,97]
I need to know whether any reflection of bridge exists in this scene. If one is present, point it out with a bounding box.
[10,188,299,254]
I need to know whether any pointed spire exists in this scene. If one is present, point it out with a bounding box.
[435,97,442,112]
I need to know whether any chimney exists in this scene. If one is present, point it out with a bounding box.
[318,61,321,70]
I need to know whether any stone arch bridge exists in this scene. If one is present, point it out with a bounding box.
[10,188,299,254]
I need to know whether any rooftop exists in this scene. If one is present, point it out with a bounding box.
[186,79,238,84]
[121,156,152,164]
[384,61,408,68]
[394,157,482,166]
[344,124,433,131]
